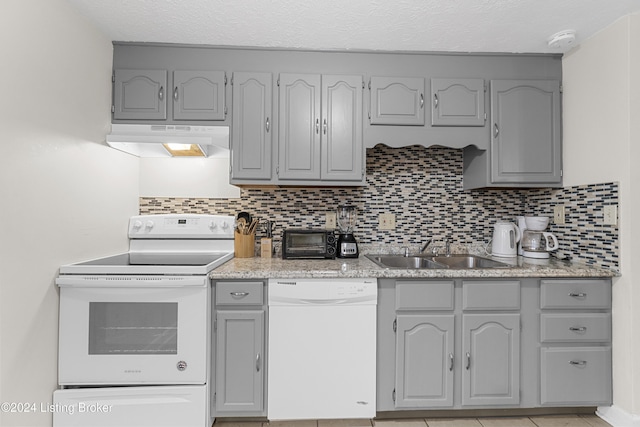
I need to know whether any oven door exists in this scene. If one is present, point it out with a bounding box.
[57,275,210,386]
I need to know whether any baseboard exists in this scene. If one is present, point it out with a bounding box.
[597,405,640,427]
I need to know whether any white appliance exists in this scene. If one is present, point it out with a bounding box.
[267,278,377,421]
[490,222,521,258]
[521,216,559,259]
[54,214,235,427]
[106,124,229,158]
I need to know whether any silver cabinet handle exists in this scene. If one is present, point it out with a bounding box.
[230,292,249,297]
[256,353,261,372]
[159,86,164,101]
[420,93,424,109]
[266,117,270,133]
[434,94,439,109]
[570,326,587,332]
[494,123,499,138]
[570,360,587,366]
[323,118,327,135]
[316,118,320,134]
[449,353,454,371]
[173,87,178,101]
[466,352,471,370]
[569,292,587,298]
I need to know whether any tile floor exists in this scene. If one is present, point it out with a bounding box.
[214,414,612,427]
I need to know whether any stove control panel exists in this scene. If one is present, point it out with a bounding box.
[129,214,235,239]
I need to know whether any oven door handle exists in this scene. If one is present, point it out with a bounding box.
[56,276,208,288]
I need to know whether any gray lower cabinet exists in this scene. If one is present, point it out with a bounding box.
[230,72,273,181]
[378,277,611,413]
[278,73,364,183]
[395,314,455,408]
[214,281,265,416]
[462,313,520,406]
[463,79,562,189]
[113,68,226,122]
[430,78,485,127]
[539,279,612,406]
[369,76,425,125]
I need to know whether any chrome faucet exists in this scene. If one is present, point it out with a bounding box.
[420,239,433,253]
[444,238,451,256]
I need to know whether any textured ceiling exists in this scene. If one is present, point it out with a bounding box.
[66,0,640,54]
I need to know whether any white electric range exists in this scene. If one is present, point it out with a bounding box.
[53,214,235,427]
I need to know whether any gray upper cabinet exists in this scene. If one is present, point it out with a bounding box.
[113,68,226,122]
[173,70,226,121]
[490,80,561,185]
[321,75,364,181]
[231,72,273,181]
[278,73,321,180]
[463,79,562,189]
[113,69,167,120]
[278,73,364,182]
[369,76,425,126]
[431,78,485,126]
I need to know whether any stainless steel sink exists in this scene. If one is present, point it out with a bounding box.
[366,255,449,269]
[366,254,511,269]
[432,254,511,269]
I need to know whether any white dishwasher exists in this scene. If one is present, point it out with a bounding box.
[267,278,377,421]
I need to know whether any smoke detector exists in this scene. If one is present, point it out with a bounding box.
[548,30,577,51]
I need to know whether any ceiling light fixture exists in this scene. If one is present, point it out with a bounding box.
[548,30,576,51]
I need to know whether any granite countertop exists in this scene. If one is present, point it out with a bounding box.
[209,251,618,280]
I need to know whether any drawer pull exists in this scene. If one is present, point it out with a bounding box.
[569,326,587,332]
[230,292,249,297]
[569,292,587,298]
[569,360,587,366]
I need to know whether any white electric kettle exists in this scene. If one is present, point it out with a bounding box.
[490,222,521,258]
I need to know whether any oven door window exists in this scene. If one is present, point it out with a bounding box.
[89,302,178,355]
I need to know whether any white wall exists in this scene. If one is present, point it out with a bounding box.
[0,1,139,426]
[563,13,640,420]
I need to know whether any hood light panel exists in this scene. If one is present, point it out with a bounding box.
[162,143,206,157]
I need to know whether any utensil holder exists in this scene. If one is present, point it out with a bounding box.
[234,232,256,258]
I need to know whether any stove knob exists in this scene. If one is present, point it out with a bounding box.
[132,220,143,230]
[220,221,229,230]
[209,221,217,230]
[145,220,154,230]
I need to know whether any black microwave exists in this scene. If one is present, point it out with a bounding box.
[282,229,336,259]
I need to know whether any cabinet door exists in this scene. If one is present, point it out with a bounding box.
[113,69,167,120]
[462,314,520,406]
[395,314,454,408]
[370,76,425,125]
[321,75,364,181]
[215,310,264,413]
[490,80,561,185]
[231,72,272,180]
[173,70,226,120]
[278,73,321,180]
[431,78,485,126]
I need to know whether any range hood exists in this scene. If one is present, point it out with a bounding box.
[106,124,229,158]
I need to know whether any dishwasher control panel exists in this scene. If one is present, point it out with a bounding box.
[268,278,377,305]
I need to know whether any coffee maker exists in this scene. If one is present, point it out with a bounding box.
[520,216,559,259]
[336,205,359,258]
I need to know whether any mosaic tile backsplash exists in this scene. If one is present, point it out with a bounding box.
[140,145,619,271]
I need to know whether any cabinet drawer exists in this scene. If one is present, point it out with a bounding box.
[541,347,612,405]
[540,280,611,309]
[462,280,520,310]
[396,281,454,310]
[540,313,611,343]
[216,281,264,305]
